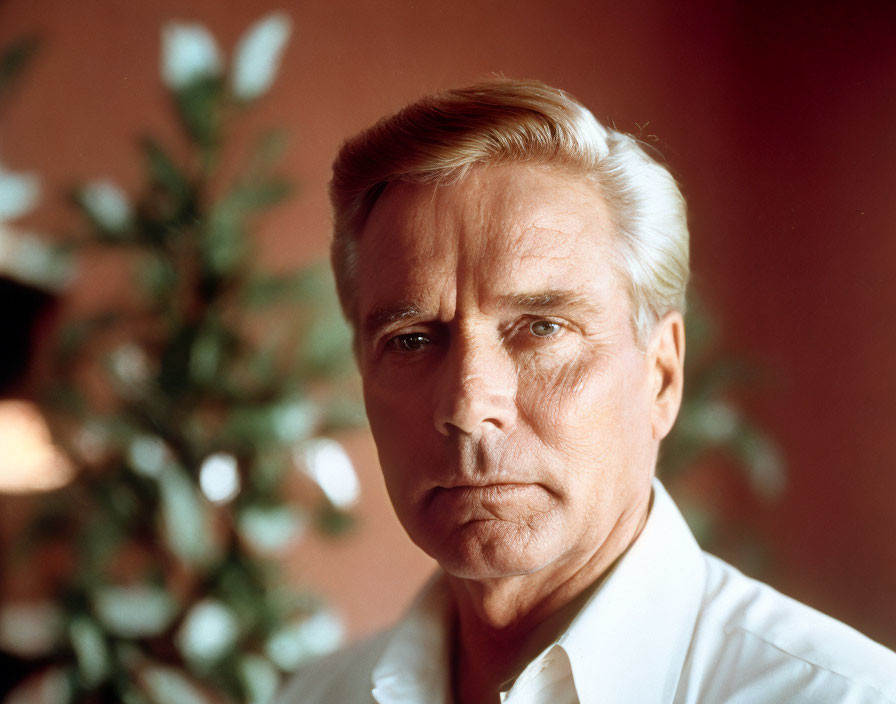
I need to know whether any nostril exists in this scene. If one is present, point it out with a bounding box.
[433,377,515,436]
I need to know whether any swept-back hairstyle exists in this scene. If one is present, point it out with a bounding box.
[329,78,689,343]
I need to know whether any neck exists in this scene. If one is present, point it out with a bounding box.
[447,490,652,704]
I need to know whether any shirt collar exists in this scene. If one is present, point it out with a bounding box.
[371,574,453,704]
[557,479,706,702]
[370,479,706,704]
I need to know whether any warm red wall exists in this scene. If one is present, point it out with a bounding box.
[2,0,894,648]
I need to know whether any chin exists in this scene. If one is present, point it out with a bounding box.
[422,519,560,580]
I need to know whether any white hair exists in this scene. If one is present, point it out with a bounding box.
[329,78,689,343]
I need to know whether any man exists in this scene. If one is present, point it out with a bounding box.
[279,80,896,703]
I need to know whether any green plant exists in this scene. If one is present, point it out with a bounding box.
[0,14,361,704]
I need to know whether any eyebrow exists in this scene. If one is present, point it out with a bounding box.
[497,289,599,313]
[363,303,426,339]
[362,290,600,339]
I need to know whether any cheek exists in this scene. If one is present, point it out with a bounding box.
[515,347,651,461]
[362,379,435,487]
[516,348,607,442]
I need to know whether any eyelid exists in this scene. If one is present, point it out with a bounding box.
[379,324,439,354]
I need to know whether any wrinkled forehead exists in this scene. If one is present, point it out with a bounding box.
[355,164,620,301]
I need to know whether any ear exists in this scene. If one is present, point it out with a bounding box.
[647,311,685,441]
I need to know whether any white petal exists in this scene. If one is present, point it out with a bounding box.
[141,664,210,704]
[0,166,40,221]
[199,452,240,503]
[297,438,360,508]
[80,180,132,231]
[0,225,74,291]
[93,585,176,637]
[176,599,240,662]
[238,505,305,552]
[127,435,171,477]
[231,12,292,100]
[161,21,222,89]
[265,610,342,670]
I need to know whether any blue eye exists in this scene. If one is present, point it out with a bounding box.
[389,333,431,352]
[529,320,561,337]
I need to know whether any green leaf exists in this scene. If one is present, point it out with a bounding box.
[202,206,247,276]
[82,511,125,570]
[238,504,306,552]
[189,322,236,386]
[224,398,316,448]
[0,35,39,101]
[239,654,280,704]
[140,664,210,704]
[138,252,177,302]
[264,610,343,671]
[141,137,190,199]
[92,584,178,638]
[69,616,110,687]
[158,466,219,567]
[173,75,223,147]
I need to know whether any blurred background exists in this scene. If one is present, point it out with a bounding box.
[0,0,894,701]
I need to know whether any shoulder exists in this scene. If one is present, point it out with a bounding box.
[273,630,392,704]
[678,553,896,703]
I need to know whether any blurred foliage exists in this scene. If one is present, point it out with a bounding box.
[0,14,362,704]
[0,35,39,110]
[661,292,785,565]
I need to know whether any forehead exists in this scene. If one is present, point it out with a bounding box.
[355,163,622,317]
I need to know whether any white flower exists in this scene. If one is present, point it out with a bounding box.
[296,438,360,508]
[265,610,342,670]
[231,12,292,100]
[127,434,171,477]
[198,452,240,503]
[0,226,73,292]
[238,505,306,552]
[93,585,176,637]
[176,599,240,663]
[79,180,132,232]
[0,164,39,221]
[161,21,222,89]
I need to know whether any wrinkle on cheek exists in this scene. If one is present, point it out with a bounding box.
[514,355,606,470]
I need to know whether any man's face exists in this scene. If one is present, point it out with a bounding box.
[355,163,674,581]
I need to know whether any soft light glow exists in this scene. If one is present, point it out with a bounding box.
[0,400,74,493]
[296,438,360,508]
[199,452,240,503]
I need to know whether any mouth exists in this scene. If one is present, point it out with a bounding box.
[428,482,541,507]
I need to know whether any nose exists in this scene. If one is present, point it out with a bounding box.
[433,335,517,436]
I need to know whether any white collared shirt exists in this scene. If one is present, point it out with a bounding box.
[277,481,896,703]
